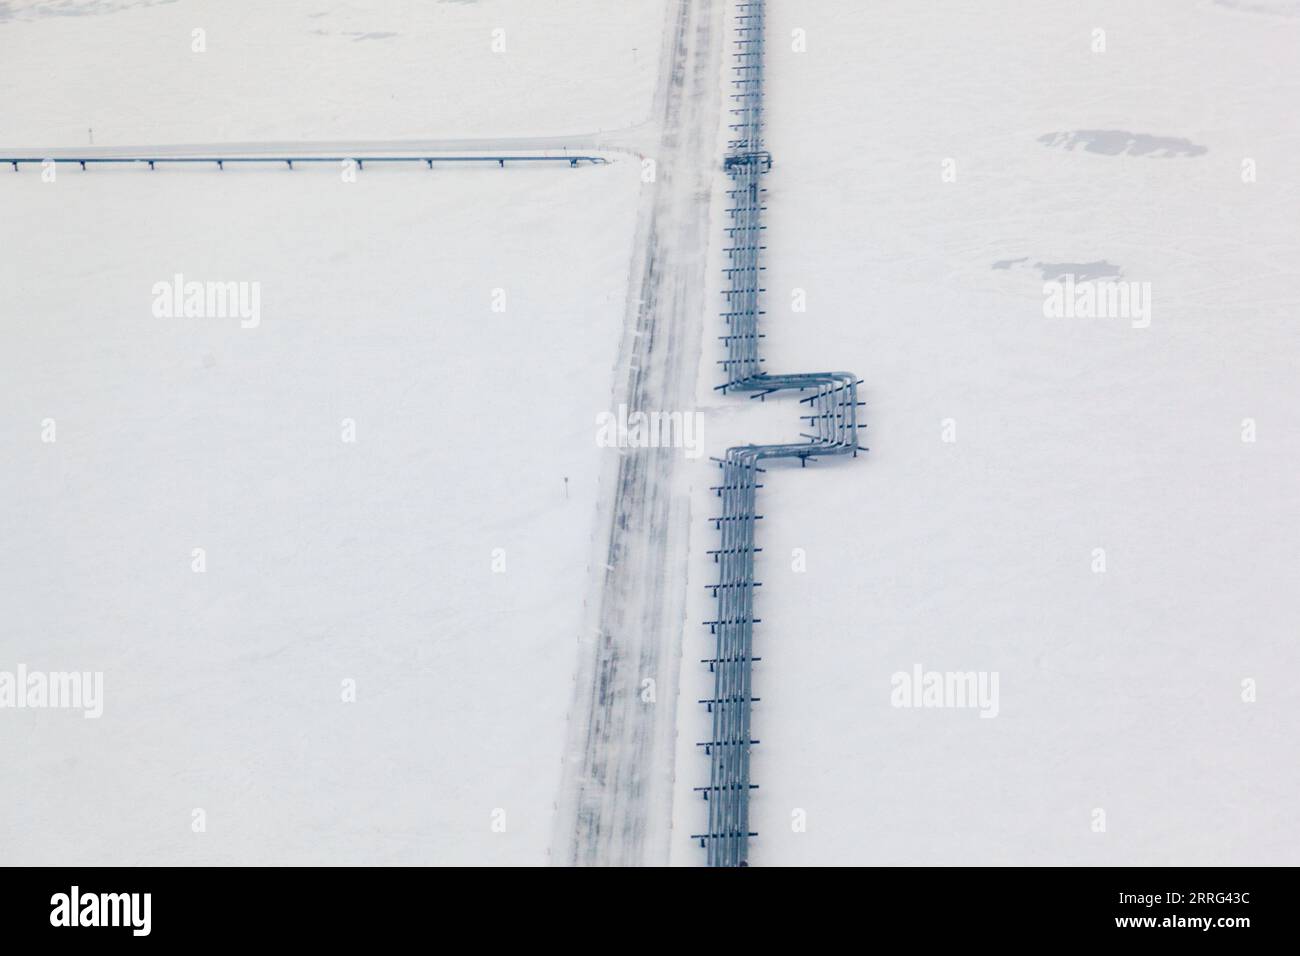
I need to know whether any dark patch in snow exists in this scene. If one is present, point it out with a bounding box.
[1035,260,1123,282]
[0,0,177,22]
[1039,130,1207,158]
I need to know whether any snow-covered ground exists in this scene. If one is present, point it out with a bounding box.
[4,0,1297,868]
[1,0,662,145]
[674,0,1300,865]
[0,163,644,865]
[0,0,658,865]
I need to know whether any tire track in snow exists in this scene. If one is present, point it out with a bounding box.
[555,0,723,867]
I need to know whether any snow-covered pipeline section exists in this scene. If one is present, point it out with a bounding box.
[693,0,864,868]
[1,152,607,172]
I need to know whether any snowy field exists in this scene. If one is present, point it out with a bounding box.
[0,0,657,865]
[0,0,661,145]
[3,0,1297,869]
[674,0,1300,865]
